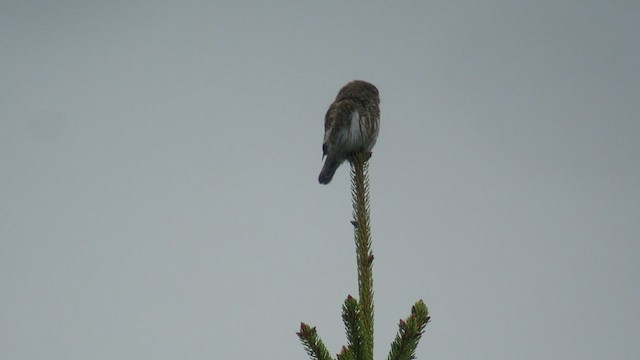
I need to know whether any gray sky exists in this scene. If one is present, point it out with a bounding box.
[2,1,639,359]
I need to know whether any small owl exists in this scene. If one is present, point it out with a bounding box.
[318,80,380,184]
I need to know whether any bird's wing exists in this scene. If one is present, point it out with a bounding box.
[325,99,358,132]
[324,103,336,132]
[323,100,359,154]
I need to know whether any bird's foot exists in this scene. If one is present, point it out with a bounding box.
[349,151,373,163]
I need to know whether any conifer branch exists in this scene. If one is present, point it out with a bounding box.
[337,346,355,360]
[299,152,430,360]
[341,295,363,360]
[297,322,334,360]
[386,300,430,360]
[350,152,374,360]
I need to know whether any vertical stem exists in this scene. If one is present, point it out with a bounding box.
[350,152,374,360]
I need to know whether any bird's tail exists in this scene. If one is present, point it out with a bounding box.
[318,156,341,184]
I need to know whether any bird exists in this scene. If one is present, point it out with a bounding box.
[318,80,380,184]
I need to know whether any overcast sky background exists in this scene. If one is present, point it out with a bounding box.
[2,1,639,359]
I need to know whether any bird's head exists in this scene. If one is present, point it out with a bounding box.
[335,80,379,105]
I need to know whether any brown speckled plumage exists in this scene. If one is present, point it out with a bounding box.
[319,80,380,184]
